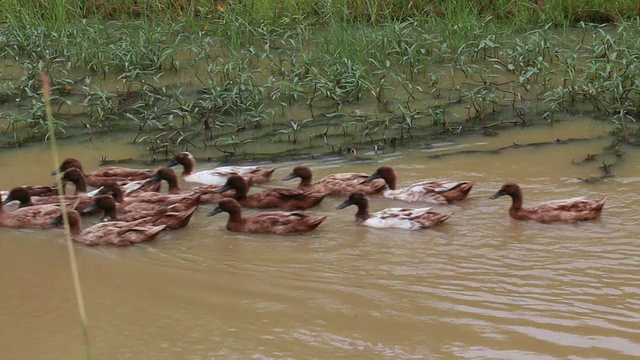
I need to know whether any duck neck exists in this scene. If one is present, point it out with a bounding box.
[110,189,125,203]
[72,177,88,194]
[227,209,243,224]
[508,193,523,212]
[299,174,312,188]
[166,178,181,194]
[68,221,82,235]
[233,184,248,200]
[355,203,371,222]
[182,160,194,176]
[103,203,119,221]
[384,174,396,190]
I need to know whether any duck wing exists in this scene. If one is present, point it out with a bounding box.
[245,212,326,234]
[79,219,166,246]
[316,173,385,195]
[365,207,451,230]
[1,204,61,228]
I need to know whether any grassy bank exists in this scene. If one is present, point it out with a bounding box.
[0,0,639,160]
[1,0,639,28]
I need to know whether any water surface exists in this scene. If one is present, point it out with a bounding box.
[1,119,639,359]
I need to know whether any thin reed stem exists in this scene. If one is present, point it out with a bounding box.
[41,73,92,360]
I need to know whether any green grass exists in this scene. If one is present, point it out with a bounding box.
[1,0,638,30]
[1,0,639,155]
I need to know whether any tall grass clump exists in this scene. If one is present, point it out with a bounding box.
[0,0,82,33]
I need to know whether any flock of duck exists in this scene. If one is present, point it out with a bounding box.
[0,152,606,245]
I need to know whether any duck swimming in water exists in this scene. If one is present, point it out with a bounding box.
[3,186,99,215]
[490,183,606,223]
[215,175,328,210]
[336,192,452,230]
[208,198,326,235]
[282,165,386,196]
[362,166,474,204]
[0,194,63,229]
[141,167,235,203]
[84,195,198,230]
[166,152,276,186]
[52,157,156,188]
[49,209,166,246]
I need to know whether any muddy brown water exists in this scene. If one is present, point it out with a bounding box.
[1,119,639,359]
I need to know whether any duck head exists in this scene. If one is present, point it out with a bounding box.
[490,183,522,200]
[3,186,30,206]
[165,152,195,170]
[336,191,369,210]
[52,158,84,175]
[208,198,242,217]
[362,166,396,188]
[214,175,248,196]
[282,166,312,182]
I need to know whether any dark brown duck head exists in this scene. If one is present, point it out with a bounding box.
[144,167,180,192]
[207,198,242,218]
[3,186,33,207]
[490,183,523,201]
[84,195,118,220]
[165,152,195,175]
[282,166,313,186]
[363,166,397,189]
[336,192,373,223]
[60,168,88,193]
[214,175,249,198]
[52,158,84,175]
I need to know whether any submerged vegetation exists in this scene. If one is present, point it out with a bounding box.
[0,0,639,161]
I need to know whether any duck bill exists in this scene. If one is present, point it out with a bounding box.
[490,190,505,200]
[336,199,353,210]
[164,159,179,168]
[144,172,162,184]
[2,195,14,205]
[127,181,146,193]
[50,168,60,175]
[213,184,231,194]
[83,202,98,214]
[48,214,63,225]
[282,173,297,181]
[207,206,223,217]
[361,173,380,184]
[87,186,104,197]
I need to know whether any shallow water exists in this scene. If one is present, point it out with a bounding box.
[1,118,639,359]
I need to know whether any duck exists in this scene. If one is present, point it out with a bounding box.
[49,209,166,246]
[336,192,452,230]
[55,168,90,194]
[208,198,326,235]
[362,166,474,204]
[84,195,198,230]
[490,183,606,223]
[0,194,63,229]
[52,157,156,188]
[1,185,60,201]
[215,175,328,210]
[94,183,200,213]
[141,167,235,203]
[2,186,100,215]
[282,165,386,196]
[166,152,277,186]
